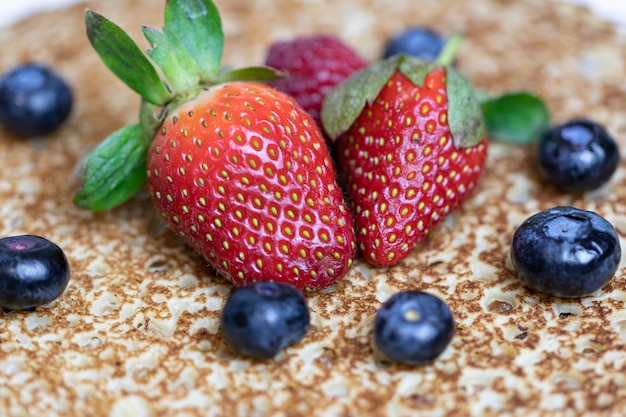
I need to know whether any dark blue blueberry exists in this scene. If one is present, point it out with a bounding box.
[220,282,310,359]
[511,206,621,298]
[0,235,71,310]
[538,119,619,193]
[0,63,73,138]
[374,291,455,365]
[382,27,446,61]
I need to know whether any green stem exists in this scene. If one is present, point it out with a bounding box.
[435,33,462,67]
[139,99,163,142]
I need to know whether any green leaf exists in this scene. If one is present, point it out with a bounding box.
[85,10,172,106]
[74,124,150,211]
[215,66,285,83]
[321,58,398,141]
[164,0,223,80]
[142,26,201,94]
[446,67,486,148]
[480,92,550,144]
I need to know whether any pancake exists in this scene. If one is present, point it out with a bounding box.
[0,0,625,416]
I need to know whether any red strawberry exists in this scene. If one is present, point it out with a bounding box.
[265,35,367,130]
[74,1,356,289]
[322,44,487,267]
[146,82,355,288]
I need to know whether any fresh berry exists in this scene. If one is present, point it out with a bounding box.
[511,206,621,297]
[220,282,310,359]
[0,235,70,310]
[147,83,356,288]
[374,291,455,365]
[322,37,487,266]
[538,119,619,193]
[0,63,73,137]
[265,35,367,129]
[74,2,356,289]
[382,27,446,61]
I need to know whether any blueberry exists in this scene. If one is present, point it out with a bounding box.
[511,206,621,298]
[382,27,446,61]
[538,119,619,193]
[220,282,310,359]
[0,235,71,310]
[374,291,455,365]
[0,63,73,138]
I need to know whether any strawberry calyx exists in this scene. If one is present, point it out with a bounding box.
[321,45,485,149]
[437,35,549,145]
[74,0,284,211]
[322,33,551,148]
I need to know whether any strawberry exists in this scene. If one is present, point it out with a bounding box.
[146,82,355,288]
[73,0,356,289]
[322,36,487,267]
[264,35,367,130]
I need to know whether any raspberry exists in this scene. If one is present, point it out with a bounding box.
[265,35,367,129]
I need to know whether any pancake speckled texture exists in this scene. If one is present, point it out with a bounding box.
[1,0,626,416]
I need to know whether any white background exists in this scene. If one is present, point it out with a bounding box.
[0,0,87,27]
[0,0,625,28]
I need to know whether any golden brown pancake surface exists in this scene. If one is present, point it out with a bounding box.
[0,0,625,416]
